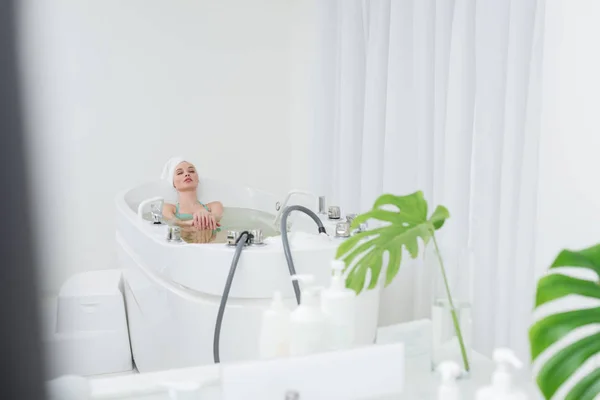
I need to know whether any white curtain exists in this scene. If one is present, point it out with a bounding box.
[310,0,547,359]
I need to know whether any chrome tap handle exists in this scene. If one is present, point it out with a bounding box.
[350,220,368,236]
[335,222,351,238]
[328,206,341,220]
[167,226,182,242]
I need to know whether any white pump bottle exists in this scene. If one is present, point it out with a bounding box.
[258,291,291,359]
[437,361,462,400]
[475,348,528,400]
[289,274,328,356]
[320,259,356,350]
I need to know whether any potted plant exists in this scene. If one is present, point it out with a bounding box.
[335,191,471,373]
[530,243,600,399]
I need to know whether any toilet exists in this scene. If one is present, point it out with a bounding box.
[44,269,133,378]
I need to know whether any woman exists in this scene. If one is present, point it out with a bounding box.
[161,157,224,232]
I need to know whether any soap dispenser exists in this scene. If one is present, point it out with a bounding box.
[437,361,462,400]
[258,291,291,359]
[475,348,528,400]
[289,274,328,356]
[320,259,356,350]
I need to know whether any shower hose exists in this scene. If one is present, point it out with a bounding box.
[213,205,326,363]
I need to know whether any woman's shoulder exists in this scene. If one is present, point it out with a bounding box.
[206,200,223,208]
[163,202,176,210]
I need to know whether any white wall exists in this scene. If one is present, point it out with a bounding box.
[287,0,316,191]
[26,0,600,327]
[18,0,315,295]
[535,0,600,275]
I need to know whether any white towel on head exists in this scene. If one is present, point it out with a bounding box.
[160,156,187,186]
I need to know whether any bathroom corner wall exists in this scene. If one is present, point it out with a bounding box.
[287,0,317,192]
[534,0,600,276]
[17,0,314,296]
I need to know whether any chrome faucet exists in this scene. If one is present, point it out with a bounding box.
[318,196,327,215]
[328,206,341,220]
[226,229,264,246]
[137,196,164,220]
[344,213,368,236]
[167,226,182,242]
[335,222,351,238]
[346,213,357,225]
[150,202,163,224]
[352,221,368,236]
[272,190,319,229]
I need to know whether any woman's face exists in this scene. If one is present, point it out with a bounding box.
[173,161,199,191]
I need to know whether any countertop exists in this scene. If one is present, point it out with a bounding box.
[85,320,541,400]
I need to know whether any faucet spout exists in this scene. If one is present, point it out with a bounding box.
[272,190,318,230]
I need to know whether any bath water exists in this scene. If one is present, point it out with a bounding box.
[143,207,279,244]
[214,207,279,243]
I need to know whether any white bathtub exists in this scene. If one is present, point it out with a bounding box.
[115,178,380,372]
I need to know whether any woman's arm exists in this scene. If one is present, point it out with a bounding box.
[207,201,224,221]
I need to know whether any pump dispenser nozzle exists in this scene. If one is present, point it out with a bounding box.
[491,348,523,392]
[475,348,528,400]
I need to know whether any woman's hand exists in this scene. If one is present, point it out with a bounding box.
[192,209,218,230]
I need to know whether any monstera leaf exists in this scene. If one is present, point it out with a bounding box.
[336,190,470,371]
[530,244,600,399]
[335,191,449,294]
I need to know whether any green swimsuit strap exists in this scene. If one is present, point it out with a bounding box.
[174,203,193,220]
[175,202,221,232]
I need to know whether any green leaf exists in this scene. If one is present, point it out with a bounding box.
[385,247,402,286]
[536,331,600,399]
[530,244,600,399]
[550,246,600,275]
[567,368,600,400]
[429,205,450,230]
[535,274,600,307]
[530,308,600,360]
[336,191,449,294]
[346,262,368,294]
[373,192,428,224]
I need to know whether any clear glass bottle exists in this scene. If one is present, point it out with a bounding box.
[427,243,473,378]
